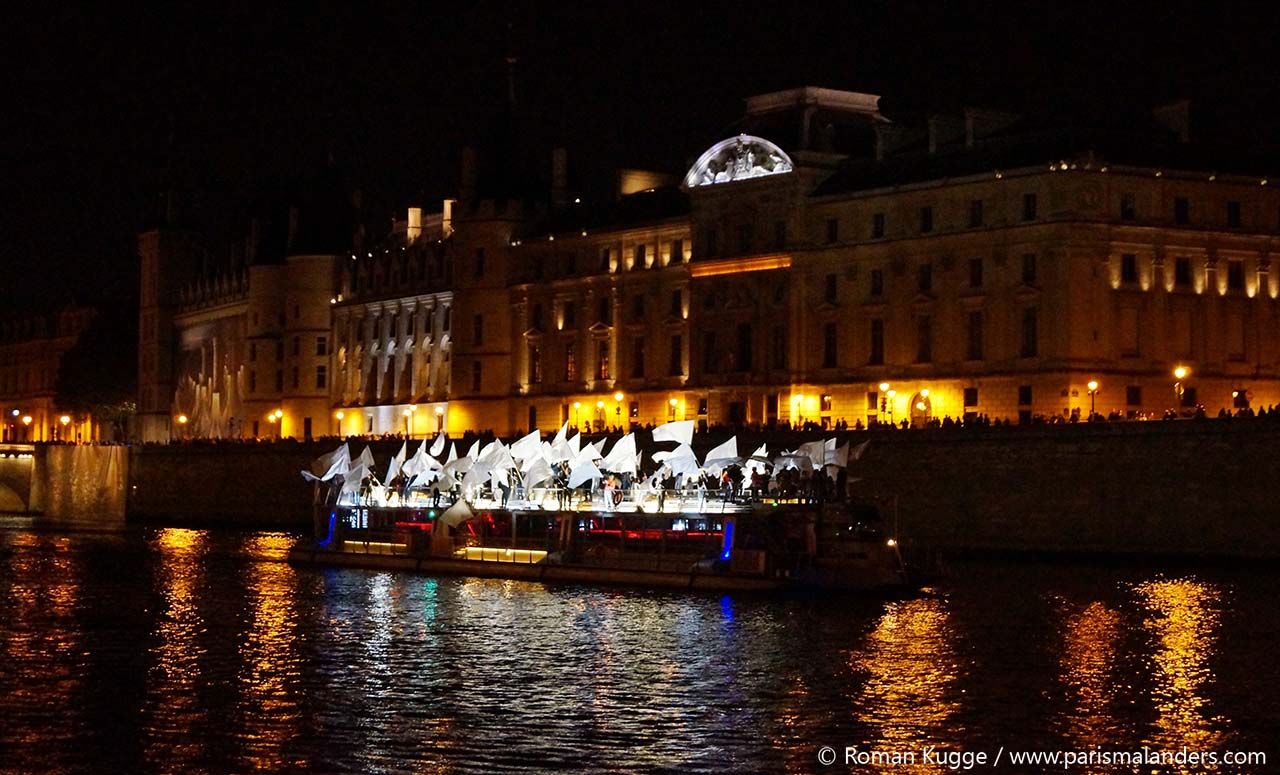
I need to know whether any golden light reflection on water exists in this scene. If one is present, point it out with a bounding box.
[236,533,304,772]
[143,528,210,773]
[849,597,965,774]
[1057,600,1123,772]
[1135,577,1227,764]
[1,533,83,771]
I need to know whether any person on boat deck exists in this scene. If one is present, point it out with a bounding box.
[497,471,511,507]
[359,474,374,506]
[431,484,441,508]
[603,476,616,511]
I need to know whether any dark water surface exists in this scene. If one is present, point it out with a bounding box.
[0,524,1276,774]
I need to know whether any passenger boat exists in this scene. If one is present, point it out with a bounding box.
[287,423,914,593]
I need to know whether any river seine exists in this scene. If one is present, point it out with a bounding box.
[1,524,1276,774]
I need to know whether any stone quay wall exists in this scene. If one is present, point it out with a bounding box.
[126,422,1280,558]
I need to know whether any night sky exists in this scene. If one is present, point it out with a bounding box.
[5,1,1280,311]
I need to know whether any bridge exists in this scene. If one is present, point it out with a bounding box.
[0,443,127,524]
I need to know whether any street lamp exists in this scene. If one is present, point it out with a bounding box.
[334,410,344,437]
[792,393,805,427]
[668,397,678,421]
[573,401,581,428]
[596,400,604,431]
[886,390,897,424]
[1173,366,1189,410]
[613,391,624,424]
[403,405,416,438]
[1087,380,1099,417]
[434,404,444,430]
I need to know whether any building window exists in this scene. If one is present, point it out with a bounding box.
[771,326,787,369]
[292,336,300,356]
[969,199,983,228]
[820,394,833,412]
[565,343,576,382]
[915,317,932,363]
[316,336,327,356]
[669,335,683,376]
[597,340,609,380]
[735,323,753,371]
[629,401,639,419]
[600,248,611,272]
[1022,253,1038,285]
[918,263,933,292]
[530,303,543,330]
[471,361,481,392]
[1022,193,1038,221]
[1227,259,1245,290]
[870,268,884,297]
[697,398,708,415]
[670,238,684,264]
[737,223,753,254]
[968,257,983,288]
[822,323,837,368]
[528,345,541,384]
[1174,196,1190,225]
[1020,308,1039,357]
[963,387,978,408]
[1018,385,1032,405]
[633,243,646,269]
[773,220,787,249]
[472,314,483,345]
[1227,200,1241,228]
[920,206,933,234]
[872,212,885,238]
[1126,385,1142,406]
[249,370,257,393]
[703,331,718,374]
[564,302,577,328]
[631,294,645,322]
[1121,254,1138,284]
[631,338,645,378]
[1120,193,1136,221]
[316,365,327,389]
[249,341,257,361]
[670,289,682,317]
[824,273,838,304]
[826,218,839,243]
[869,319,884,365]
[598,298,611,325]
[1175,257,1192,287]
[966,311,984,361]
[866,391,879,413]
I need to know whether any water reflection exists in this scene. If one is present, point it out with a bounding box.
[1057,599,1123,771]
[143,528,210,772]
[0,533,83,774]
[235,533,304,772]
[1135,577,1227,762]
[849,596,966,774]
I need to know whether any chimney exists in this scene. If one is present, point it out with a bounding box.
[442,199,455,238]
[551,148,568,207]
[1153,100,1191,143]
[460,147,477,201]
[407,207,423,244]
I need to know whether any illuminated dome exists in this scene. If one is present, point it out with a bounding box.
[683,134,794,188]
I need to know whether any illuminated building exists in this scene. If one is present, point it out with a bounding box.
[0,305,96,442]
[142,87,1280,438]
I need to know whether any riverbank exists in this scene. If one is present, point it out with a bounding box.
[126,419,1280,558]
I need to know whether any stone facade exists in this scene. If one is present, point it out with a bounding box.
[140,86,1280,439]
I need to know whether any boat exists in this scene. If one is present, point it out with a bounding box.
[287,423,915,593]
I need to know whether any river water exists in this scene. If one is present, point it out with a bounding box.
[0,524,1275,774]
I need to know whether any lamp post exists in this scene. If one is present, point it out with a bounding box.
[886,390,897,424]
[1173,366,1189,411]
[403,405,416,438]
[175,414,188,441]
[21,414,32,441]
[59,414,71,441]
[595,400,604,431]
[668,397,678,421]
[1087,380,1099,417]
[792,393,804,427]
[613,391,624,426]
[434,404,444,431]
[573,401,581,429]
[272,409,283,439]
[334,410,344,437]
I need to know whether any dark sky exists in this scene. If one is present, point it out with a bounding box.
[5,0,1280,311]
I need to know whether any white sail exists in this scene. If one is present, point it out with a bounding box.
[439,498,474,528]
[509,429,542,462]
[602,433,637,472]
[309,442,349,481]
[797,439,826,470]
[552,421,569,447]
[464,439,481,462]
[446,442,458,464]
[651,419,695,445]
[567,459,602,489]
[523,457,555,488]
[386,441,407,481]
[429,431,447,457]
[702,435,739,469]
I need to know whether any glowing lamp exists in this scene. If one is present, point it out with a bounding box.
[335,411,345,420]
[879,382,890,392]
[1174,366,1189,380]
[60,415,71,425]
[1087,380,1099,392]
[176,414,188,425]
[920,389,930,398]
[669,398,678,406]
[21,415,32,425]
[613,391,624,402]
[434,406,444,415]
